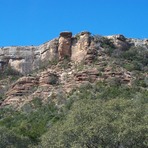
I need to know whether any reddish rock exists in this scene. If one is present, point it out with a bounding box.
[75,70,99,82]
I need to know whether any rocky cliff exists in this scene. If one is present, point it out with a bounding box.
[0,31,148,109]
[0,31,90,74]
[1,31,148,74]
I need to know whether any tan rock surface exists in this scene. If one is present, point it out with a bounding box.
[58,32,72,59]
[71,32,91,62]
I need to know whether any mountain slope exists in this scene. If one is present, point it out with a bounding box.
[0,31,148,147]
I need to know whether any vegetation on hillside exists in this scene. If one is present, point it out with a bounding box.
[0,81,147,148]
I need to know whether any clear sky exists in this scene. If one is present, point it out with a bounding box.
[0,0,148,46]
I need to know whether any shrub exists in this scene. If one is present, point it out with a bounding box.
[0,82,147,147]
[120,46,148,71]
[0,100,63,145]
[0,94,3,101]
[0,65,21,80]
[41,98,148,148]
[0,127,32,148]
[48,74,59,85]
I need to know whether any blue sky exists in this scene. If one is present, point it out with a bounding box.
[0,0,148,46]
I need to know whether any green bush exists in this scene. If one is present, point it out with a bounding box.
[0,94,3,101]
[0,66,21,80]
[39,82,148,147]
[0,101,62,145]
[48,74,59,85]
[120,46,148,71]
[0,127,32,148]
[41,98,148,148]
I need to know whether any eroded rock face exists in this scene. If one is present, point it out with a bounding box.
[0,31,98,74]
[128,38,148,48]
[144,39,148,45]
[1,76,39,108]
[77,32,91,50]
[75,69,99,82]
[6,76,39,97]
[40,39,59,63]
[84,48,98,63]
[0,46,39,74]
[1,69,61,108]
[58,32,72,59]
[39,71,59,86]
[0,39,59,74]
[71,31,91,62]
[1,32,148,75]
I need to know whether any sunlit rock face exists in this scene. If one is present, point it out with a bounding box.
[0,40,59,74]
[71,31,91,62]
[58,32,72,60]
[0,31,96,74]
[40,38,59,63]
[0,31,148,75]
[0,46,39,74]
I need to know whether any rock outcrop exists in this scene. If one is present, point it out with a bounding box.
[6,77,39,97]
[71,31,91,62]
[0,31,147,109]
[106,34,130,50]
[40,39,59,64]
[0,31,92,74]
[75,69,100,82]
[0,46,39,74]
[58,32,72,59]
[1,32,148,75]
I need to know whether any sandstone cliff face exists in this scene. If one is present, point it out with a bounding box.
[1,31,147,74]
[71,32,91,62]
[40,38,59,64]
[0,46,39,74]
[0,31,148,109]
[0,31,92,74]
[58,32,72,59]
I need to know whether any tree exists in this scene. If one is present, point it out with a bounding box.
[41,97,148,148]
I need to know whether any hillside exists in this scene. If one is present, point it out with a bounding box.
[0,31,148,148]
